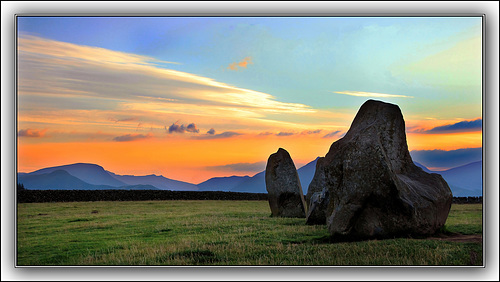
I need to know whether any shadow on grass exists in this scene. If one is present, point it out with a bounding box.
[282,228,459,245]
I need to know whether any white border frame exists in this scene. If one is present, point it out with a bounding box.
[2,1,499,281]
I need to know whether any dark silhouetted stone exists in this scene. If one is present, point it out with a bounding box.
[265,148,306,218]
[307,100,452,239]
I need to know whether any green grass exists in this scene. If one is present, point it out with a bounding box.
[444,204,482,235]
[17,201,482,266]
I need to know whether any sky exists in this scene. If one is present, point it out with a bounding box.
[16,16,483,183]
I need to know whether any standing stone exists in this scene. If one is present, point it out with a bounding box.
[265,148,306,218]
[308,99,452,239]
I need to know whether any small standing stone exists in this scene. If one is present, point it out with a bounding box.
[265,148,306,218]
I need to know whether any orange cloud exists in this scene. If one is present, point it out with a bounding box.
[228,57,253,71]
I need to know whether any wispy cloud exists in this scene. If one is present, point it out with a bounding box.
[322,130,342,138]
[18,128,47,138]
[113,133,153,142]
[258,132,274,136]
[110,117,139,123]
[18,34,179,67]
[207,161,266,172]
[18,35,314,132]
[301,130,322,135]
[228,57,253,71]
[333,91,414,98]
[276,132,295,137]
[258,130,324,137]
[193,131,242,140]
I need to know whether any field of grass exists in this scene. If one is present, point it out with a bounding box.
[16,201,482,266]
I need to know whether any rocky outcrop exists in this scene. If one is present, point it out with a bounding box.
[306,99,452,239]
[265,148,307,218]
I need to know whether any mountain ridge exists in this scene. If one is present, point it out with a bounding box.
[18,160,482,196]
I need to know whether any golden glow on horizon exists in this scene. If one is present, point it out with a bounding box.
[407,131,482,151]
[18,129,482,184]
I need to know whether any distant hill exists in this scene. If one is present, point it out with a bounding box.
[230,171,266,193]
[209,158,319,194]
[414,161,432,173]
[29,163,127,187]
[436,161,482,197]
[18,170,104,190]
[17,159,482,196]
[412,161,482,197]
[19,163,178,191]
[109,173,198,191]
[297,157,319,194]
[197,176,250,192]
[17,169,159,190]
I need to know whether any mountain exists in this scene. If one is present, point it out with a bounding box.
[224,158,319,194]
[414,161,432,173]
[412,161,482,197]
[19,163,180,191]
[297,157,319,194]
[230,171,266,193]
[17,170,158,190]
[29,163,127,187]
[18,159,482,196]
[197,175,250,192]
[18,170,104,190]
[109,173,198,191]
[436,161,482,197]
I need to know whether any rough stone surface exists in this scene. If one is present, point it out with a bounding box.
[265,148,306,218]
[305,186,329,225]
[307,99,453,239]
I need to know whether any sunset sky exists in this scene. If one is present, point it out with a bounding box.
[17,16,483,183]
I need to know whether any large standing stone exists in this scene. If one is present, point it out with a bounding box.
[265,148,307,218]
[307,99,452,239]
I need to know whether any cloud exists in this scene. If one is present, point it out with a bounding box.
[167,122,185,133]
[167,122,199,134]
[322,130,342,138]
[113,117,139,123]
[18,35,314,122]
[113,133,153,142]
[186,123,200,133]
[18,128,47,138]
[258,132,274,136]
[228,57,253,71]
[258,130,323,137]
[301,129,322,135]
[207,128,216,135]
[193,131,242,140]
[207,161,266,172]
[333,91,414,98]
[424,118,482,134]
[410,147,482,169]
[276,132,295,137]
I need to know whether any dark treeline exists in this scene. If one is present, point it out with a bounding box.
[452,196,483,204]
[17,189,481,204]
[17,189,268,203]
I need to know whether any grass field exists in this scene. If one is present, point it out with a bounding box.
[16,201,482,266]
